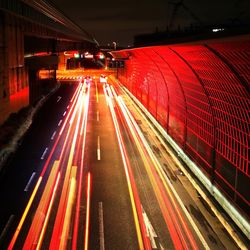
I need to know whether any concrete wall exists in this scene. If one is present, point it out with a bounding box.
[0,12,29,124]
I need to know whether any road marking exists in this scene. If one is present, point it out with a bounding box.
[96,81,99,103]
[51,131,57,140]
[97,136,101,160]
[41,147,48,160]
[142,207,158,249]
[98,202,105,250]
[24,172,36,192]
[57,96,62,102]
[58,119,63,126]
[97,110,99,122]
[0,214,14,243]
[63,111,66,116]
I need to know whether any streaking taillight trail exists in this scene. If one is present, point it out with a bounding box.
[104,83,151,250]
[110,83,209,250]
[8,82,88,249]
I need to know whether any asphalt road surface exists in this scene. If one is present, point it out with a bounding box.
[0,72,247,250]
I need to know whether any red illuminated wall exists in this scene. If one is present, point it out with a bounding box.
[0,12,29,124]
[115,39,250,218]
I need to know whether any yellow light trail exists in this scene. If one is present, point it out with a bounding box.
[84,172,92,250]
[8,82,83,249]
[23,161,60,249]
[50,87,83,249]
[117,94,204,249]
[8,177,42,250]
[59,166,77,250]
[36,172,61,250]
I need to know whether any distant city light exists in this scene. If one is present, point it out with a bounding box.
[212,28,225,33]
[84,52,93,58]
[74,53,80,58]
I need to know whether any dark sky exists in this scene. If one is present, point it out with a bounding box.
[51,0,250,47]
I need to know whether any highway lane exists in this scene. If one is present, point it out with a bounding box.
[0,71,247,249]
[87,78,139,249]
[107,77,246,249]
[0,83,77,249]
[3,76,139,250]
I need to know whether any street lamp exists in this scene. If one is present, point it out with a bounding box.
[112,41,117,50]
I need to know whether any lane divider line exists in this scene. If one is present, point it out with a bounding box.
[97,110,99,122]
[96,81,99,103]
[57,96,61,102]
[51,131,57,140]
[24,172,36,192]
[99,202,105,250]
[58,119,63,127]
[97,136,101,160]
[40,147,48,160]
[0,214,14,243]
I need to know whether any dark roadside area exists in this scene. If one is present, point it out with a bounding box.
[0,82,60,175]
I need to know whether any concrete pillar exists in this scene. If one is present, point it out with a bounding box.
[0,12,29,124]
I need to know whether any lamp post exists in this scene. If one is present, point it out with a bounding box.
[112,41,117,50]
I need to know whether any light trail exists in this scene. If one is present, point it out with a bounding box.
[8,177,42,250]
[103,84,109,105]
[59,83,82,135]
[59,167,77,250]
[122,84,247,249]
[84,172,92,250]
[72,85,90,250]
[117,96,187,249]
[121,97,202,248]
[70,82,81,103]
[116,91,206,249]
[80,85,90,136]
[23,161,60,249]
[105,85,151,250]
[8,82,81,249]
[50,87,83,249]
[70,86,84,124]
[36,172,61,250]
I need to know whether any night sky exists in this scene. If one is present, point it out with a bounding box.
[51,0,250,47]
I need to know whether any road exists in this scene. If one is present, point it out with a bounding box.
[0,71,247,249]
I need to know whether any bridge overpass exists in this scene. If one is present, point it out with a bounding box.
[0,0,98,123]
[0,1,249,249]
